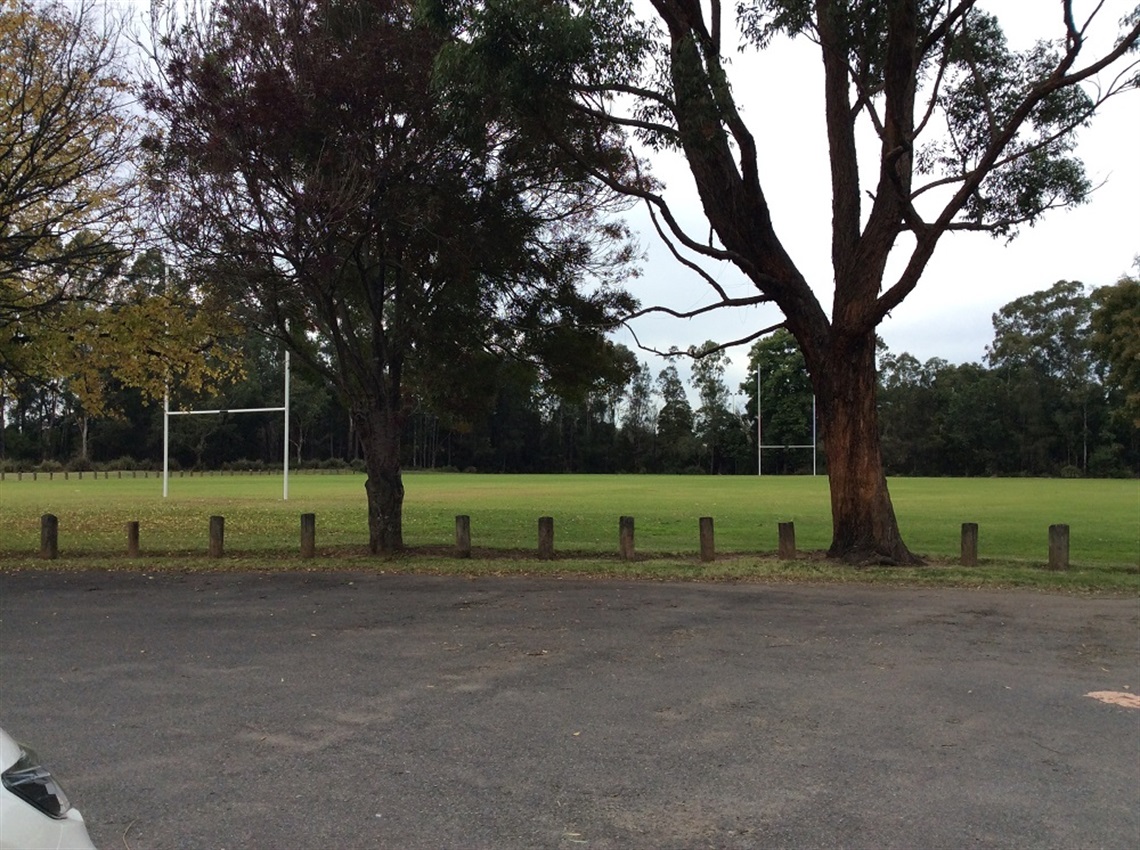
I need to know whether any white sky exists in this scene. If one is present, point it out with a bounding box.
[613,1,1140,397]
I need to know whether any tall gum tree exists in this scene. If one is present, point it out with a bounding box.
[143,0,636,553]
[445,0,1140,562]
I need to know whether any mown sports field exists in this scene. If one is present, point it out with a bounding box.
[1,472,1136,590]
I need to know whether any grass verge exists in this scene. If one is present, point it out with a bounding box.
[1,472,1136,592]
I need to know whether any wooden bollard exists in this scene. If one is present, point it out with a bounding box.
[538,516,554,560]
[455,515,471,558]
[1048,524,1070,570]
[126,521,140,557]
[40,514,59,560]
[300,513,316,558]
[699,516,715,562]
[209,516,225,558]
[619,516,635,560]
[961,522,979,566]
[778,521,796,560]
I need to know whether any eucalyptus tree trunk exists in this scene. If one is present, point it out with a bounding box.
[354,404,405,555]
[808,331,917,564]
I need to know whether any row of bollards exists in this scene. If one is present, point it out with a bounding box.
[36,512,1074,569]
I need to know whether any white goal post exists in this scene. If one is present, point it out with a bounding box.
[163,347,291,499]
[757,364,817,477]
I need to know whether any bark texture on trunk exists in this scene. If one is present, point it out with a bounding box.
[814,334,921,565]
[355,405,404,555]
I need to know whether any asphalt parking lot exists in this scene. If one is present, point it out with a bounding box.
[1,569,1137,849]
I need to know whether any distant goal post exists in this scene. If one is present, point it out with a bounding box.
[163,346,292,499]
[757,363,817,476]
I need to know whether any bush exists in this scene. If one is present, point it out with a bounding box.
[1059,465,1083,479]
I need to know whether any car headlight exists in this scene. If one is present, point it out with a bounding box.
[1,747,72,819]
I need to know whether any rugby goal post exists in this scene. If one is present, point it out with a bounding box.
[757,363,817,476]
[163,347,291,499]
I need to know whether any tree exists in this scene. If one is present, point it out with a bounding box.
[143,0,635,552]
[451,0,1140,562]
[0,0,138,337]
[987,280,1100,472]
[1091,273,1140,429]
[618,359,655,470]
[690,340,747,473]
[655,361,696,471]
[745,330,816,474]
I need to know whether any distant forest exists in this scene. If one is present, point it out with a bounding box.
[3,279,1137,478]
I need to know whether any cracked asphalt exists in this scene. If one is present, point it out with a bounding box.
[1,570,1137,849]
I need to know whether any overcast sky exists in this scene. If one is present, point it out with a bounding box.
[613,0,1140,397]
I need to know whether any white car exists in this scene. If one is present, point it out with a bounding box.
[0,727,95,850]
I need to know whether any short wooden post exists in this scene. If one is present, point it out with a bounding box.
[209,515,225,558]
[455,515,472,558]
[960,522,979,566]
[538,516,554,560]
[300,513,316,558]
[619,515,635,560]
[699,516,715,562]
[126,521,140,557]
[1048,524,1070,570]
[778,521,796,560]
[40,514,59,560]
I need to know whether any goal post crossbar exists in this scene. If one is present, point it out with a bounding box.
[167,406,286,416]
[163,347,291,499]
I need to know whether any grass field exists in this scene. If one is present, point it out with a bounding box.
[1,471,1136,590]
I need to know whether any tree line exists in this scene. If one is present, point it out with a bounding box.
[6,277,1135,478]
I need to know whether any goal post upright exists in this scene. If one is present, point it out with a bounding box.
[283,346,290,500]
